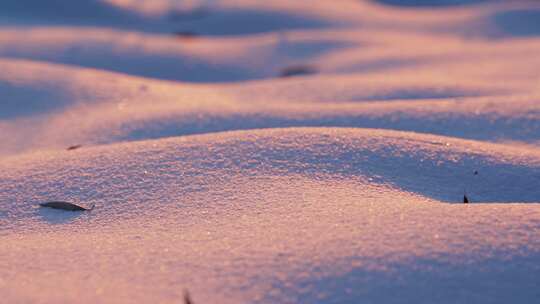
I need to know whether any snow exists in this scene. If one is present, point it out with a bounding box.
[1,0,539,303]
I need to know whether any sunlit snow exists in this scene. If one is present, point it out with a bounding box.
[0,1,539,303]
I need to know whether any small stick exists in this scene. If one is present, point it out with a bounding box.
[463,170,478,203]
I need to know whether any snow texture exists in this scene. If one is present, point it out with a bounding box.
[0,0,539,303]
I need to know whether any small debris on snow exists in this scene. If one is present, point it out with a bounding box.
[39,201,95,211]
[173,31,199,39]
[67,145,82,151]
[279,65,317,78]
[184,290,193,304]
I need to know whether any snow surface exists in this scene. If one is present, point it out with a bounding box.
[1,0,539,303]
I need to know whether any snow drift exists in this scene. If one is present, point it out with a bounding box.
[1,0,539,303]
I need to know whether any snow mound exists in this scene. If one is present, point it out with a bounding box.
[1,128,539,303]
[1,58,540,156]
[2,127,539,228]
